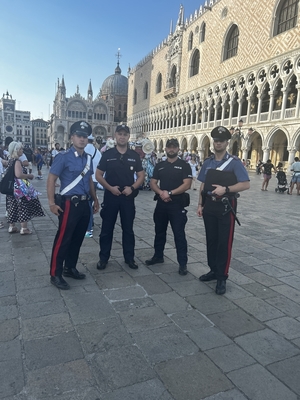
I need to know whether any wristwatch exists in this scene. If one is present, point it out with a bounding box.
[225,186,230,193]
[131,186,135,192]
[168,191,172,196]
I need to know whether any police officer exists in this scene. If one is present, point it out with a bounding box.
[145,138,192,275]
[95,125,144,270]
[47,121,99,290]
[197,126,250,295]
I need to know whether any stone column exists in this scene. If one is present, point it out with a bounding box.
[287,147,296,168]
[280,88,288,120]
[256,94,262,123]
[262,147,270,162]
[295,84,300,117]
[268,90,275,118]
[197,148,205,163]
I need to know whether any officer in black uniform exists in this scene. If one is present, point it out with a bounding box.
[95,125,144,270]
[145,138,192,275]
[197,126,250,295]
[47,121,99,290]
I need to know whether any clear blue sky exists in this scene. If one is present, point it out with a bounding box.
[0,0,205,120]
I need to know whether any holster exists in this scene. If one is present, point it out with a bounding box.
[54,193,62,207]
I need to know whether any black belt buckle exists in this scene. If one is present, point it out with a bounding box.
[71,195,80,206]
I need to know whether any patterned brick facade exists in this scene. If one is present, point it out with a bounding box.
[127,0,300,168]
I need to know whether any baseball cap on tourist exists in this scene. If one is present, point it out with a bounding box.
[166,138,179,147]
[116,125,130,134]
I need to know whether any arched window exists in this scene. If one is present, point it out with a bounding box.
[133,89,137,105]
[190,49,200,77]
[170,65,177,88]
[200,22,206,43]
[143,82,148,100]
[188,32,193,50]
[274,0,298,35]
[156,73,162,94]
[224,25,239,61]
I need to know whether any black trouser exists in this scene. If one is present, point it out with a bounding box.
[153,200,188,266]
[203,197,237,280]
[50,199,90,277]
[99,192,136,262]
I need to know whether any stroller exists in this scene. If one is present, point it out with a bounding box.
[275,170,288,193]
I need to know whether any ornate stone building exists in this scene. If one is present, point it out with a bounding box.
[48,58,128,149]
[127,0,300,168]
[0,91,32,146]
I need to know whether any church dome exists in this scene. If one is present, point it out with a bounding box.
[101,63,128,96]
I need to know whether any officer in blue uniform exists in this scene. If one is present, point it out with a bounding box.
[145,138,192,275]
[197,126,250,295]
[47,121,99,290]
[95,125,144,270]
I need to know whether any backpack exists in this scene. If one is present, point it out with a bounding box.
[0,160,15,195]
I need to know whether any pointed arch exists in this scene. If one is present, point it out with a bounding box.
[143,82,148,100]
[200,21,206,43]
[156,73,162,94]
[272,0,299,36]
[223,24,239,61]
[188,31,193,50]
[189,49,200,77]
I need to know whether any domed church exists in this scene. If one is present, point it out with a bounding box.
[48,53,128,149]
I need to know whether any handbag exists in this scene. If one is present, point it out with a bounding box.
[14,178,41,200]
[0,160,15,195]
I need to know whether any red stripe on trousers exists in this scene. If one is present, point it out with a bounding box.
[50,200,71,276]
[224,204,235,277]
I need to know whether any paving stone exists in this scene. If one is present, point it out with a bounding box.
[26,359,96,398]
[245,271,282,286]
[228,269,256,285]
[0,279,16,297]
[187,326,233,350]
[0,304,18,321]
[19,298,67,319]
[263,258,298,272]
[0,295,16,307]
[233,297,284,321]
[76,317,134,354]
[119,306,171,333]
[241,282,278,299]
[22,312,73,340]
[202,389,248,400]
[132,325,199,364]
[17,286,62,305]
[169,309,213,331]
[205,343,256,373]
[96,270,136,289]
[0,318,19,341]
[24,331,84,370]
[36,387,103,400]
[0,338,21,361]
[99,378,173,400]
[186,293,237,315]
[104,285,147,301]
[277,275,300,290]
[228,364,297,400]
[155,353,233,400]
[151,291,190,314]
[268,355,300,395]
[135,275,173,295]
[167,279,212,297]
[234,329,299,366]
[221,280,254,300]
[208,308,264,338]
[111,296,155,312]
[271,284,300,303]
[62,291,116,324]
[265,317,300,339]
[0,359,24,398]
[92,344,156,391]
[252,263,293,278]
[158,271,195,284]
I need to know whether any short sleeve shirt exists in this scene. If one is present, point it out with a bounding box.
[152,158,192,191]
[98,147,143,188]
[50,147,93,196]
[262,163,275,175]
[197,153,250,183]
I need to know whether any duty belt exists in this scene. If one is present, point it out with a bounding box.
[63,195,89,206]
